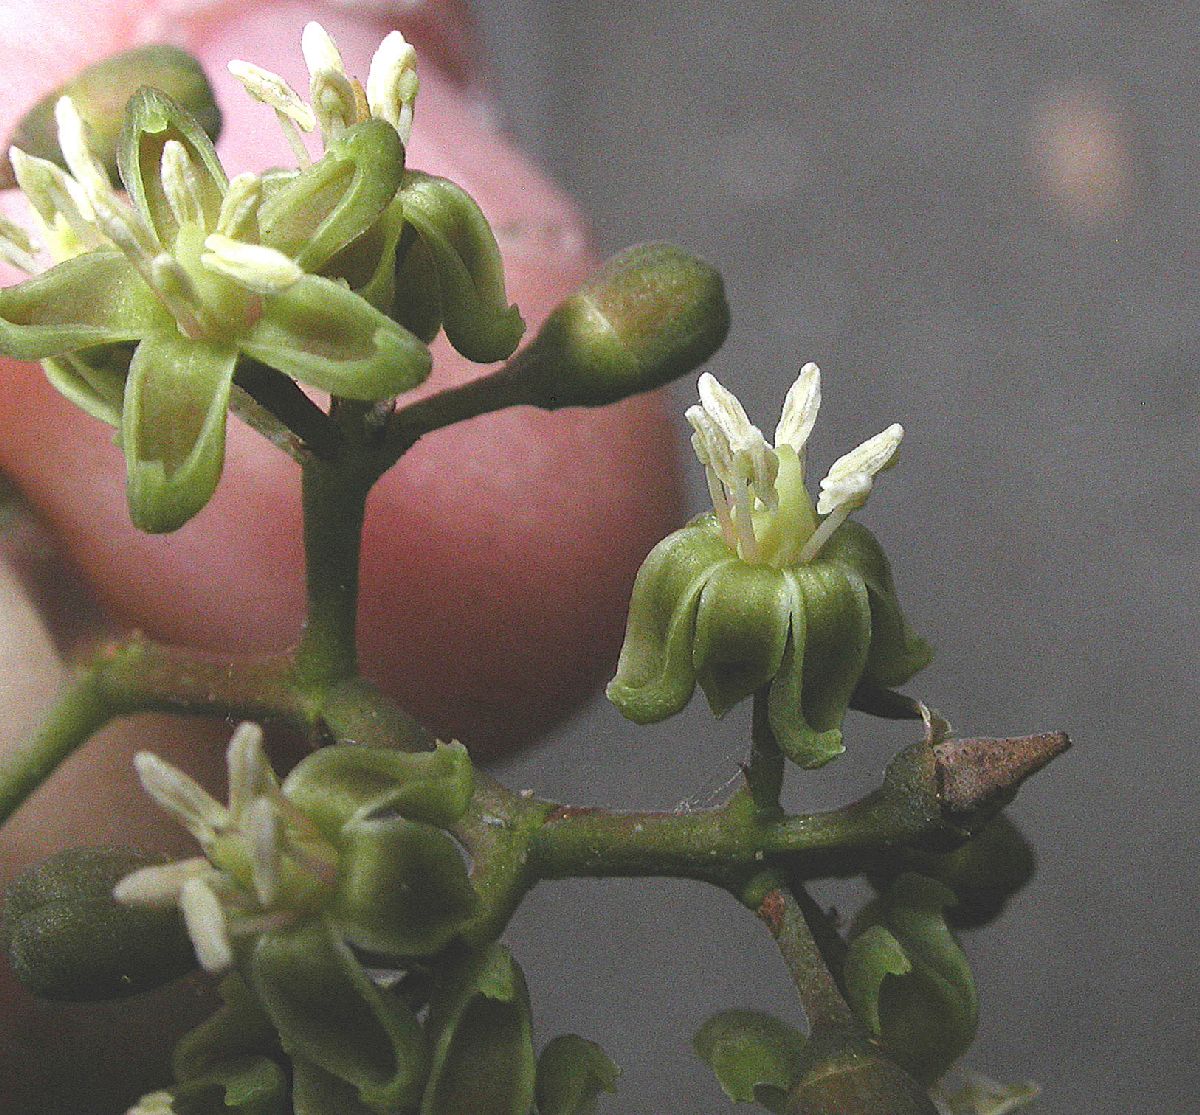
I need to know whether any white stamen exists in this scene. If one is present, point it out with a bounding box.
[226,721,276,822]
[53,97,111,199]
[687,404,738,549]
[88,189,160,265]
[113,857,214,907]
[367,30,418,142]
[159,140,207,228]
[134,751,229,842]
[227,60,315,166]
[227,60,317,132]
[302,21,359,141]
[9,147,102,257]
[697,372,779,510]
[127,1091,177,1115]
[816,422,904,515]
[0,214,40,273]
[215,173,262,240]
[774,362,821,463]
[201,233,304,294]
[246,796,281,906]
[179,876,234,972]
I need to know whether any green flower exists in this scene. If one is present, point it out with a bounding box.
[607,365,931,768]
[0,21,524,533]
[115,724,478,1111]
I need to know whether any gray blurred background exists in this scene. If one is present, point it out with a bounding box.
[478,2,1199,1112]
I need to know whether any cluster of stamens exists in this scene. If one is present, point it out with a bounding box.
[687,364,904,566]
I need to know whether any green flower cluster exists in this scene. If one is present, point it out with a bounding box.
[0,22,521,532]
[607,365,931,768]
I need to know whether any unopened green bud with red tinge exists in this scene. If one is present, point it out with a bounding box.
[508,242,730,408]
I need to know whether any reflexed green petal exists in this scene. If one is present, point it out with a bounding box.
[0,249,162,359]
[159,1057,287,1115]
[282,741,473,840]
[173,973,279,1082]
[332,815,478,958]
[536,1035,620,1115]
[822,521,932,688]
[122,334,237,532]
[258,119,404,276]
[422,943,536,1115]
[768,564,872,768]
[291,1056,379,1115]
[41,346,131,427]
[242,273,431,400]
[399,170,524,362]
[250,919,427,1110]
[391,223,443,341]
[843,873,979,1086]
[118,87,227,247]
[607,518,734,724]
[693,1010,805,1113]
[692,561,792,718]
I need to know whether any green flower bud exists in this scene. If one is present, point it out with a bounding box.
[421,943,536,1115]
[1,846,195,1000]
[693,1010,806,1113]
[536,1035,621,1115]
[506,242,730,408]
[608,367,930,768]
[4,45,220,190]
[843,874,979,1086]
[783,1030,938,1115]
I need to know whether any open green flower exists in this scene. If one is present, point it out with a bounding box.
[115,725,478,1111]
[0,21,524,533]
[607,365,931,767]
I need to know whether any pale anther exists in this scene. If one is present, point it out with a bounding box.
[816,422,904,515]
[367,30,419,142]
[134,751,228,842]
[302,21,359,139]
[246,796,281,906]
[179,876,234,972]
[53,97,111,199]
[113,857,213,908]
[227,60,317,131]
[201,233,304,294]
[160,141,208,228]
[0,213,40,274]
[9,147,102,256]
[774,362,822,458]
[226,721,275,822]
[215,173,262,241]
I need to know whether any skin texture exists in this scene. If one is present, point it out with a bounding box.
[0,1,687,1107]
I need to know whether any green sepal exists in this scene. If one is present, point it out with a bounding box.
[258,119,405,276]
[768,564,872,769]
[536,1035,620,1115]
[607,518,734,723]
[282,740,474,841]
[249,918,428,1110]
[122,332,237,532]
[117,86,227,248]
[242,273,431,400]
[173,973,280,1083]
[5,45,221,190]
[41,344,131,427]
[136,1057,288,1115]
[693,561,792,718]
[0,249,164,359]
[1,846,195,1001]
[350,197,408,313]
[843,873,979,1085]
[421,943,536,1115]
[291,1055,380,1115]
[399,170,525,362]
[822,522,932,688]
[693,1010,805,1113]
[332,815,478,959]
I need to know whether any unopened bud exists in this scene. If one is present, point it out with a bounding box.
[509,242,729,409]
[2,847,195,1000]
[4,45,220,189]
